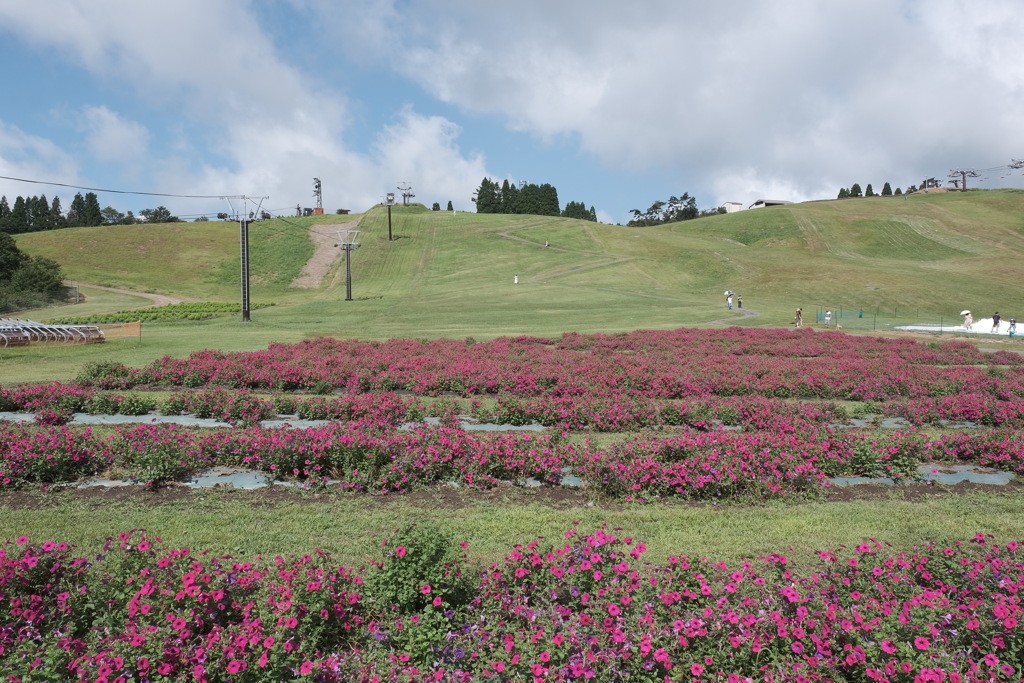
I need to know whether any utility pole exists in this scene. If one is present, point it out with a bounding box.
[386,192,395,241]
[313,177,322,211]
[948,168,980,191]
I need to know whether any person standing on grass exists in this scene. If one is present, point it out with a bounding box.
[737,295,743,309]
[1010,319,1017,338]
[824,310,832,327]
[727,294,733,310]
[992,312,1001,333]
[964,312,973,330]
[795,308,802,327]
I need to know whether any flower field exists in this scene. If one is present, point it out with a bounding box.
[1,525,1022,682]
[3,326,1024,680]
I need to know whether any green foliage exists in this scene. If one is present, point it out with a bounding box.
[561,200,597,221]
[838,187,850,199]
[628,193,699,226]
[881,182,893,196]
[110,433,196,486]
[0,231,26,280]
[9,255,64,293]
[138,206,179,223]
[865,183,876,197]
[473,178,562,216]
[46,301,273,325]
[431,202,440,211]
[365,523,473,617]
[850,183,863,197]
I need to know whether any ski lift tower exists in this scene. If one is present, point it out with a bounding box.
[398,182,414,206]
[335,228,361,301]
[385,192,395,241]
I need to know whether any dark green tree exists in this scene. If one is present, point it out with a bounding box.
[446,201,454,211]
[0,231,26,281]
[82,192,103,226]
[849,183,863,198]
[865,184,875,197]
[67,193,86,227]
[500,179,515,214]
[431,202,441,211]
[838,187,850,199]
[881,182,893,196]
[894,187,903,195]
[49,196,65,230]
[9,255,63,293]
[0,196,9,231]
[562,200,592,220]
[473,178,499,213]
[8,196,28,233]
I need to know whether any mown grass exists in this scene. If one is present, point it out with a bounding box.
[2,487,1022,569]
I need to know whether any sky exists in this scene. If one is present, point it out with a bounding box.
[1,0,1024,225]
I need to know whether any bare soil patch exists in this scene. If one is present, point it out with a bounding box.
[291,220,359,288]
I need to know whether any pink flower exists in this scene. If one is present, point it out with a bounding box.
[396,546,407,557]
[300,661,314,674]
[691,663,704,676]
[914,637,930,651]
[421,584,431,594]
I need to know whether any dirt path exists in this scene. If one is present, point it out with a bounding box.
[73,283,186,308]
[291,220,358,288]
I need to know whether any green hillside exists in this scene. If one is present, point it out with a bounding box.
[7,189,1024,382]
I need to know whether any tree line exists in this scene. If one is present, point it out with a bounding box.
[836,182,918,199]
[0,193,181,234]
[627,193,724,227]
[472,178,597,222]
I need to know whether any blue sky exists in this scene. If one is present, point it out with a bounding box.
[1,0,1024,225]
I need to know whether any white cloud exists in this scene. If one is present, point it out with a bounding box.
[310,0,1024,206]
[0,123,80,201]
[78,106,151,167]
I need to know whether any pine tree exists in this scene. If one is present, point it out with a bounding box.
[49,197,64,229]
[83,192,103,226]
[8,196,28,234]
[850,184,863,197]
[838,187,849,199]
[881,182,893,196]
[473,178,499,213]
[431,202,440,211]
[67,193,85,227]
[446,201,454,211]
[501,179,515,214]
[865,184,875,197]
[0,196,9,231]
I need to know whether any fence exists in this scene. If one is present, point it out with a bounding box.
[807,307,987,336]
[98,320,143,341]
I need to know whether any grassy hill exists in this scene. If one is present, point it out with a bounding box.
[7,189,1024,382]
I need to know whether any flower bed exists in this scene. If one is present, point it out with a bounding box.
[1,527,1021,682]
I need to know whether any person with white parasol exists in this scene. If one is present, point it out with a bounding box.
[961,310,973,330]
[724,290,734,309]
